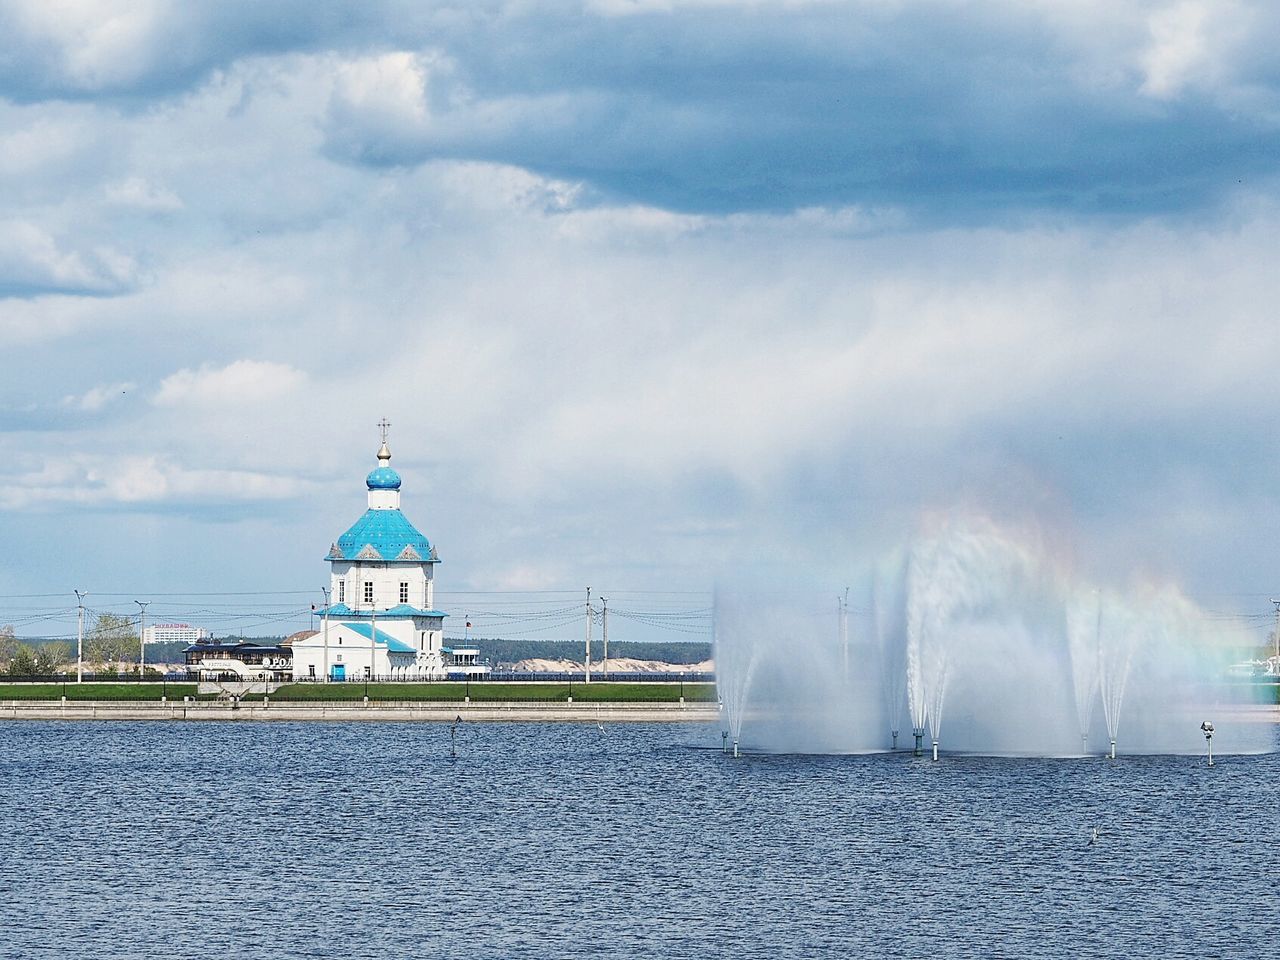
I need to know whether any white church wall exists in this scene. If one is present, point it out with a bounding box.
[330,563,436,611]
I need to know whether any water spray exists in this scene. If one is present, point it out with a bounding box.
[1081,734,1088,756]
[913,727,924,757]
[1109,738,1116,760]
[1201,721,1214,767]
[891,729,898,751]
[721,731,729,755]
[732,739,740,758]
[932,739,939,762]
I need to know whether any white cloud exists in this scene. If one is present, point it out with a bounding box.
[0,116,85,178]
[152,359,307,408]
[332,51,431,126]
[0,219,136,296]
[1140,1,1213,98]
[0,453,305,509]
[5,0,170,92]
[62,381,136,412]
[104,176,182,211]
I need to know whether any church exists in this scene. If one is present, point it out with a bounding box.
[290,425,451,681]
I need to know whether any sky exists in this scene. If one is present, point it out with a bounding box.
[3,0,1280,644]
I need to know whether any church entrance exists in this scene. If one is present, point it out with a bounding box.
[331,664,346,682]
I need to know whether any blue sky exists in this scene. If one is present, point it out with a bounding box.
[2,1,1280,642]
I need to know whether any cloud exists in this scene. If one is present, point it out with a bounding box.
[332,51,429,127]
[4,2,1280,217]
[152,360,307,407]
[0,220,136,297]
[62,381,136,412]
[104,177,182,212]
[305,2,1280,217]
[0,0,385,99]
[0,453,306,510]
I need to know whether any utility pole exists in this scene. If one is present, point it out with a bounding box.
[74,590,87,683]
[134,600,150,677]
[601,597,609,678]
[584,587,592,683]
[321,586,330,683]
[1271,599,1280,663]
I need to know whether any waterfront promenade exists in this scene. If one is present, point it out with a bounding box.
[0,698,721,722]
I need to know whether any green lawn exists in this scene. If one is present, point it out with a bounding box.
[0,683,198,701]
[265,681,718,703]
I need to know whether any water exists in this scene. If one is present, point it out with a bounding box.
[1,720,1277,959]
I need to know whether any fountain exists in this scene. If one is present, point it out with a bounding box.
[872,570,907,751]
[1065,591,1102,756]
[716,514,1272,758]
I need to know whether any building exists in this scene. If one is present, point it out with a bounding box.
[185,640,292,680]
[290,427,452,681]
[442,644,489,678]
[143,623,212,645]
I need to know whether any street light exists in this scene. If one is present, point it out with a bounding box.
[321,586,330,684]
[74,590,87,684]
[134,600,150,680]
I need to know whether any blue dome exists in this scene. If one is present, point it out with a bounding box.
[366,466,402,490]
[333,508,433,562]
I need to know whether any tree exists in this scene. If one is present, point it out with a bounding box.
[85,613,139,665]
[0,625,16,669]
[32,641,72,674]
[6,643,38,676]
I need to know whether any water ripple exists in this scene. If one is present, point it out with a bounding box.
[0,721,1275,960]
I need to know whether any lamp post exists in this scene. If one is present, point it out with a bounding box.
[601,597,609,679]
[321,586,330,683]
[369,597,377,693]
[1271,600,1280,663]
[134,600,150,679]
[74,590,87,683]
[584,587,592,683]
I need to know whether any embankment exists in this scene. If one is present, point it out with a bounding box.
[0,699,721,722]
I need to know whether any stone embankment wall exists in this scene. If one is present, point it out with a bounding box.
[0,699,721,722]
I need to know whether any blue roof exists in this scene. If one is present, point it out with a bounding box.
[341,621,416,653]
[317,603,447,619]
[331,508,436,562]
[366,466,402,490]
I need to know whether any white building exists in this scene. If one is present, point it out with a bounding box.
[290,429,451,681]
[143,623,212,645]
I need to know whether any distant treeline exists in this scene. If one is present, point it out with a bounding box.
[455,638,712,666]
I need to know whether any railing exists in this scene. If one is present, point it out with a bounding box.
[0,673,200,683]
[1,670,716,685]
[289,671,716,684]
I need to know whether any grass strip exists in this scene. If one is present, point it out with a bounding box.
[265,682,718,703]
[0,683,198,701]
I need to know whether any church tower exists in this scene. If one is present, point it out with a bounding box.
[291,420,448,680]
